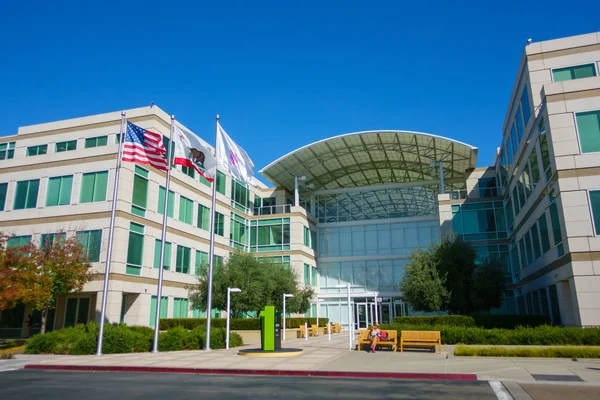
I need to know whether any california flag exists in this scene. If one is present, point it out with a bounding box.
[173,126,217,181]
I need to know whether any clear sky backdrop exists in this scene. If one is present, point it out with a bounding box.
[1,0,599,184]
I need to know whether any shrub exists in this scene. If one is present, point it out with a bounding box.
[393,316,475,327]
[471,315,551,329]
[455,345,600,358]
[160,317,329,330]
[378,324,600,346]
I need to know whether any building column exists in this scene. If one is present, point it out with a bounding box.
[556,279,579,326]
[94,291,123,325]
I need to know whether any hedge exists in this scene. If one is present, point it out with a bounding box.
[392,315,552,329]
[159,317,330,331]
[378,324,600,346]
[455,345,600,358]
[25,323,243,355]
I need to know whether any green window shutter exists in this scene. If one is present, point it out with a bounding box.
[59,176,73,205]
[197,204,210,230]
[553,67,573,82]
[150,296,169,327]
[0,182,7,211]
[80,173,95,203]
[195,250,208,276]
[93,171,108,201]
[304,227,309,246]
[14,180,39,210]
[589,191,600,236]
[179,196,193,224]
[304,264,310,284]
[132,174,148,209]
[85,138,95,148]
[88,230,102,262]
[46,177,61,206]
[216,171,226,195]
[176,245,191,274]
[311,267,317,286]
[157,186,175,218]
[576,111,600,154]
[154,239,172,270]
[47,175,73,206]
[573,64,596,79]
[97,136,108,146]
[214,212,224,236]
[127,225,144,275]
[7,235,32,248]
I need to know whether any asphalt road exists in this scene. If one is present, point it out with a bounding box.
[0,370,498,399]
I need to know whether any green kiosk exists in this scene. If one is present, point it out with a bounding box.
[238,306,303,357]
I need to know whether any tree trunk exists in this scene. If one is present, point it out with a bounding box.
[41,308,48,334]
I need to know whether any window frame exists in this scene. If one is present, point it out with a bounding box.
[574,109,600,155]
[26,144,48,157]
[551,63,598,82]
[55,140,77,153]
[588,190,600,236]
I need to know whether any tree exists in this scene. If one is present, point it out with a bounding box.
[434,235,477,314]
[188,253,314,317]
[0,234,39,310]
[400,250,450,312]
[471,257,505,312]
[21,234,92,333]
[400,235,504,314]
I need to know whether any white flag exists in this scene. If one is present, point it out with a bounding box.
[215,122,255,185]
[173,126,217,181]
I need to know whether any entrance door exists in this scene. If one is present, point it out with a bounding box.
[394,300,406,318]
[354,303,369,330]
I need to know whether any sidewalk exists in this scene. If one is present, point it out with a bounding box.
[7,332,600,384]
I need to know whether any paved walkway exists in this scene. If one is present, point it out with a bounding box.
[4,332,600,385]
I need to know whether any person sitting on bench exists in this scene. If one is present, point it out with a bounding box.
[370,324,381,353]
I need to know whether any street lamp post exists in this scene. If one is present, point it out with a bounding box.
[282,293,294,341]
[336,283,353,351]
[226,287,241,350]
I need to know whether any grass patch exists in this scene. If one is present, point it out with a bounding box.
[455,345,600,358]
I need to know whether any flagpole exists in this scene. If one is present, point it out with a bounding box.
[152,115,175,353]
[96,111,126,356]
[205,114,220,351]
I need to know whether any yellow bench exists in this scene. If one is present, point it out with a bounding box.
[400,330,441,353]
[357,329,398,351]
[297,325,315,338]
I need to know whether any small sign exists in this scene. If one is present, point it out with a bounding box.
[376,297,382,302]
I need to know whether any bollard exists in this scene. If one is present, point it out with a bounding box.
[304,322,308,340]
[328,323,331,341]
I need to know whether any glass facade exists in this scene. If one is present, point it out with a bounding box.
[576,111,600,153]
[80,171,108,203]
[451,201,507,241]
[249,218,290,252]
[46,175,73,207]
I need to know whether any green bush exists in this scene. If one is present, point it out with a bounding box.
[160,317,329,331]
[378,324,600,346]
[393,316,475,327]
[157,326,243,351]
[455,345,600,358]
[471,315,551,329]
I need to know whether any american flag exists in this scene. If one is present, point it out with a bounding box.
[122,122,168,171]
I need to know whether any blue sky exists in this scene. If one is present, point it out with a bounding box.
[1,0,599,182]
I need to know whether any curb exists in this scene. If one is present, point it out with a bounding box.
[24,364,477,381]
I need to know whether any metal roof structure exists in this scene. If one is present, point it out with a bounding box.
[260,130,478,193]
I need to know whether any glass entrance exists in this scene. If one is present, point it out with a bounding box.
[354,303,368,330]
[380,302,392,324]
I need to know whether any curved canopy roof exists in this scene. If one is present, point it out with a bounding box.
[260,130,478,192]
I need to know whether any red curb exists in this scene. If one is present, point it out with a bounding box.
[23,364,477,381]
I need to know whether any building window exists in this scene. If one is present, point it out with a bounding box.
[181,166,195,178]
[26,144,47,157]
[0,182,8,211]
[478,177,498,198]
[80,171,108,203]
[549,201,564,256]
[176,245,191,274]
[529,148,540,187]
[197,204,210,231]
[575,111,600,154]
[516,108,524,142]
[249,218,291,252]
[451,201,507,240]
[538,120,552,180]
[510,125,519,161]
[521,85,531,125]
[131,166,149,217]
[173,298,189,318]
[179,196,194,225]
[230,213,248,250]
[199,175,211,187]
[311,267,317,287]
[157,186,174,218]
[76,230,102,262]
[216,171,226,195]
[85,136,108,148]
[40,232,66,250]
[195,250,209,276]
[311,231,317,250]
[589,190,600,236]
[530,224,542,261]
[231,178,249,212]
[304,264,310,285]
[7,235,31,248]
[46,175,73,207]
[13,179,40,210]
[304,226,310,246]
[126,222,144,275]
[214,212,225,236]
[153,239,172,270]
[55,140,77,152]
[538,212,551,254]
[0,142,15,160]
[149,296,168,327]
[552,64,597,82]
